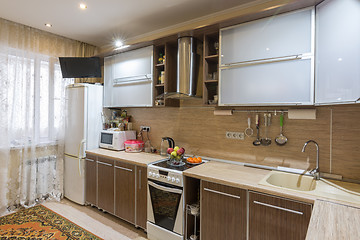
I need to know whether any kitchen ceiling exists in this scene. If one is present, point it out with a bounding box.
[0,0,272,48]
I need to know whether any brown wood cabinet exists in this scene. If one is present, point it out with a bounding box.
[201,181,247,240]
[135,166,147,230]
[85,153,148,231]
[249,191,312,240]
[153,43,179,107]
[114,161,135,224]
[85,154,97,205]
[203,32,219,106]
[97,157,115,214]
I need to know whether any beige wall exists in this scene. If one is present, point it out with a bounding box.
[125,103,360,182]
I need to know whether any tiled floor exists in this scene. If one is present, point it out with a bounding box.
[43,199,147,240]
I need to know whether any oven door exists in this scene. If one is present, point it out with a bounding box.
[147,180,184,235]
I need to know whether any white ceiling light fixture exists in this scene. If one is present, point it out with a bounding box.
[115,40,123,48]
[79,3,87,10]
[45,23,52,27]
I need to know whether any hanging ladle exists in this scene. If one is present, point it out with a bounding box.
[275,112,288,146]
[253,114,261,146]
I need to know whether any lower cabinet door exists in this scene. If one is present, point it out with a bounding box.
[249,191,312,240]
[97,157,114,214]
[115,161,135,224]
[136,166,147,230]
[201,181,247,240]
[85,154,97,205]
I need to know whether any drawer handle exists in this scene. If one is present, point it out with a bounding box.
[204,188,241,199]
[253,201,303,215]
[85,158,95,162]
[97,161,112,167]
[115,165,133,172]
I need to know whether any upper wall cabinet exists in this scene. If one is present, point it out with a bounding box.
[315,0,360,105]
[104,46,153,108]
[220,8,313,65]
[219,8,314,106]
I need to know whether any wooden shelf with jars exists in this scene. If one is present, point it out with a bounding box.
[153,43,179,107]
[203,32,219,106]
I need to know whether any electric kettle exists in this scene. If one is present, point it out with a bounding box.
[160,137,175,156]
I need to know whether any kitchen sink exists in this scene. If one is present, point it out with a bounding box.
[263,171,317,191]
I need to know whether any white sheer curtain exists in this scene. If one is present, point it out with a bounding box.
[0,18,99,216]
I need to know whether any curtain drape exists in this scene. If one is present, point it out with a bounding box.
[0,18,99,216]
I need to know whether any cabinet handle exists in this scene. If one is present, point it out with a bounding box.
[253,201,303,215]
[114,165,133,172]
[139,169,141,190]
[85,158,95,162]
[97,161,112,167]
[204,188,241,199]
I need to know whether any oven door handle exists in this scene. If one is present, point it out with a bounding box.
[148,181,183,194]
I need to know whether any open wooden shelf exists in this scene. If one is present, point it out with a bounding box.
[203,32,219,106]
[204,79,218,83]
[205,55,219,62]
[155,63,165,67]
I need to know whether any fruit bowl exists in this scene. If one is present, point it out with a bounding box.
[167,146,186,166]
[168,155,185,166]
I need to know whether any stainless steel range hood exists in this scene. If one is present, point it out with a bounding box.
[158,37,197,99]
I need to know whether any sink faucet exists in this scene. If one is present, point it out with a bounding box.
[302,140,320,180]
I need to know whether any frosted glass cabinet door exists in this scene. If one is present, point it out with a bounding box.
[315,0,360,104]
[113,46,153,81]
[220,8,313,65]
[219,59,313,106]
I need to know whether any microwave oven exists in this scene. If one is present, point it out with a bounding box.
[99,130,136,151]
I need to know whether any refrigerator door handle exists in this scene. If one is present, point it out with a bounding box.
[78,139,86,176]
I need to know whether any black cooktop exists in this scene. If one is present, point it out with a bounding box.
[152,158,203,172]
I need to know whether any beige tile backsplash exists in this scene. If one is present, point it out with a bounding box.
[125,104,360,181]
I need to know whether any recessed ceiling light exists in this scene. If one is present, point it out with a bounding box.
[79,3,87,9]
[45,23,52,28]
[115,40,123,48]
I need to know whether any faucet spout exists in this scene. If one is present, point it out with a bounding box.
[302,140,320,180]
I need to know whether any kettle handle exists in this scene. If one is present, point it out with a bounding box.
[167,137,175,149]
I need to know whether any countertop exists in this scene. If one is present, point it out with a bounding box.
[184,161,317,203]
[306,200,360,240]
[85,148,163,167]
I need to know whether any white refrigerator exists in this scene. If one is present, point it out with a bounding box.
[64,83,103,205]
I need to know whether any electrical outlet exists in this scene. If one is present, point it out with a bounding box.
[226,131,232,139]
[225,131,245,140]
[140,126,150,132]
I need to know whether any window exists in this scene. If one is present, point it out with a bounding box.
[1,49,73,147]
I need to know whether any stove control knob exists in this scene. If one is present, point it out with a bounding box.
[175,178,180,184]
[156,174,160,178]
[148,172,152,177]
[171,177,175,182]
[167,176,171,181]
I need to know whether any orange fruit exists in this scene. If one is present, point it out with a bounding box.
[197,157,202,163]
